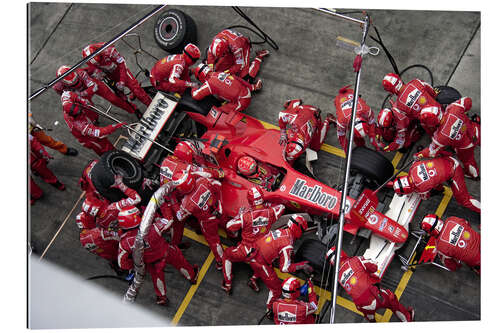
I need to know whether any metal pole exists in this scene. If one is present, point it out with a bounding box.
[315,8,365,25]
[28,4,167,101]
[84,104,174,154]
[330,13,371,324]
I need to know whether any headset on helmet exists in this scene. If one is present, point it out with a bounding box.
[183,43,201,64]
[419,106,442,128]
[57,65,80,87]
[281,277,301,300]
[382,73,403,94]
[237,156,258,176]
[378,108,394,128]
[393,175,413,196]
[247,186,264,207]
[420,214,444,237]
[193,63,212,82]
[118,206,141,230]
[287,214,307,239]
[210,38,229,58]
[174,141,195,163]
[172,170,196,194]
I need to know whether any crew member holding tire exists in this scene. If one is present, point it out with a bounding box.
[278,99,335,163]
[414,97,481,179]
[61,91,126,156]
[333,85,383,152]
[29,134,65,205]
[82,43,153,108]
[393,156,480,213]
[420,214,480,274]
[249,215,313,312]
[221,186,285,294]
[118,205,199,306]
[150,43,201,94]
[326,247,414,323]
[54,65,139,116]
[207,29,270,82]
[192,63,262,123]
[381,73,443,151]
[272,277,318,325]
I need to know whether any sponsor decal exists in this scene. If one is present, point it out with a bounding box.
[340,266,354,287]
[271,230,282,240]
[289,178,338,210]
[418,96,427,104]
[280,185,286,192]
[368,214,379,225]
[417,163,430,182]
[458,240,466,248]
[277,305,298,323]
[379,218,388,231]
[265,236,272,243]
[289,201,301,209]
[349,276,357,285]
[463,231,471,240]
[388,225,394,233]
[447,224,464,246]
[395,228,401,237]
[252,215,269,227]
[405,88,422,108]
[210,108,219,119]
[449,118,464,140]
[191,185,211,209]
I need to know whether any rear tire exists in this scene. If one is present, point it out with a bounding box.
[177,90,220,116]
[350,146,394,185]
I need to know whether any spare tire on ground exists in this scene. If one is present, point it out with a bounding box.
[434,85,462,106]
[90,150,144,203]
[154,9,197,54]
[350,146,394,186]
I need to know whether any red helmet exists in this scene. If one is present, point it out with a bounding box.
[325,246,348,266]
[281,277,301,300]
[419,106,442,129]
[118,206,141,230]
[57,65,80,88]
[82,44,102,66]
[237,156,258,176]
[82,196,105,217]
[378,108,394,128]
[382,73,403,94]
[284,139,304,162]
[354,120,368,139]
[247,186,264,207]
[451,96,472,112]
[172,170,196,194]
[287,214,307,239]
[183,43,201,65]
[210,37,228,58]
[393,175,414,196]
[193,63,212,82]
[174,141,195,163]
[420,214,444,237]
[282,99,303,109]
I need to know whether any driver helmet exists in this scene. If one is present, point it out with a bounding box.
[420,214,444,237]
[281,277,301,300]
[118,206,141,230]
[382,73,404,94]
[287,214,307,239]
[237,156,258,176]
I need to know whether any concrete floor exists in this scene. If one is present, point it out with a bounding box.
[27,2,482,328]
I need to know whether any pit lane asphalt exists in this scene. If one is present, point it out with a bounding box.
[28,3,481,327]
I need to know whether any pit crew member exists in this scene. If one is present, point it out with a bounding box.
[420,214,480,274]
[414,97,481,179]
[207,29,270,81]
[278,99,335,162]
[192,64,262,122]
[333,85,382,152]
[393,156,480,213]
[118,205,199,305]
[54,65,138,116]
[376,107,423,152]
[272,277,318,325]
[61,90,125,155]
[29,134,65,205]
[171,169,226,269]
[381,73,442,151]
[221,186,286,294]
[82,42,152,108]
[326,247,414,322]
[249,214,313,311]
[29,112,78,156]
[149,43,201,94]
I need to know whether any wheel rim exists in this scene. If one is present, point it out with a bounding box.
[159,17,180,42]
[110,156,138,180]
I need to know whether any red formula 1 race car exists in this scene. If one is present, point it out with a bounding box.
[88,90,423,280]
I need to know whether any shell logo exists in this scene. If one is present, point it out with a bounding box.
[427,162,434,168]
[260,227,266,233]
[350,276,357,285]
[265,236,272,243]
[161,58,167,64]
[340,97,346,103]
[419,96,427,104]
[463,231,471,240]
